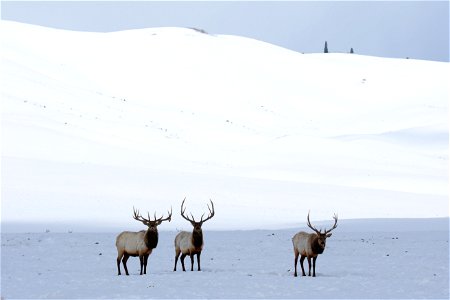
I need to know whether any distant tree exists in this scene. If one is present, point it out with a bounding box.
[189,27,208,34]
[350,48,354,54]
[324,41,329,53]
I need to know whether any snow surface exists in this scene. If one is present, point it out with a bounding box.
[0,20,449,298]
[1,219,449,299]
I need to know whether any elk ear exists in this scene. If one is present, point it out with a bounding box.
[326,233,332,238]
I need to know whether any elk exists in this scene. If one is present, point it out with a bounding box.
[116,207,172,275]
[292,211,338,277]
[173,198,215,272]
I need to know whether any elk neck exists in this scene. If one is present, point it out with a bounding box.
[192,228,204,250]
[144,228,158,249]
[311,235,325,254]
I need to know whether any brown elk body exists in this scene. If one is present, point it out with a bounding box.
[292,212,338,277]
[116,207,171,275]
[173,198,215,272]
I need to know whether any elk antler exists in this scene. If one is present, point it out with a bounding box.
[156,207,172,225]
[200,199,215,224]
[324,213,338,235]
[181,198,196,224]
[307,211,338,235]
[133,206,172,225]
[133,207,150,225]
[180,198,215,225]
[306,210,322,235]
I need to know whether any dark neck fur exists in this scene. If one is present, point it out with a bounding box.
[311,236,324,254]
[192,230,204,249]
[145,229,158,249]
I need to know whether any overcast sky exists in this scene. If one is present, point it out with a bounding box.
[1,1,449,62]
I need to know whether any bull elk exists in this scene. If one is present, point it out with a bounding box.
[173,198,215,272]
[292,211,338,277]
[116,207,172,275]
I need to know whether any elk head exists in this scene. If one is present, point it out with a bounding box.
[306,211,338,254]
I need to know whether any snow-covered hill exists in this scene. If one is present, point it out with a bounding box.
[1,21,448,231]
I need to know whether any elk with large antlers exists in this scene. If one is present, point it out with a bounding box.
[173,198,215,272]
[116,207,172,275]
[292,211,338,277]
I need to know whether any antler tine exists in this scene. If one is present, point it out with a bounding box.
[181,198,187,216]
[306,210,321,235]
[181,202,186,215]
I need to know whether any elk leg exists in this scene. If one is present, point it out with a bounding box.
[294,251,299,277]
[122,253,130,276]
[190,254,194,271]
[312,256,317,277]
[180,253,187,272]
[117,254,123,275]
[139,255,144,275]
[144,254,149,274]
[197,252,201,271]
[307,256,312,276]
[300,255,306,276]
[174,249,181,271]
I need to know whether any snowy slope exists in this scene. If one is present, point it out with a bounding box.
[1,21,448,231]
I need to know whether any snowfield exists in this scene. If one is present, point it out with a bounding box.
[1,20,449,298]
[1,219,449,299]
